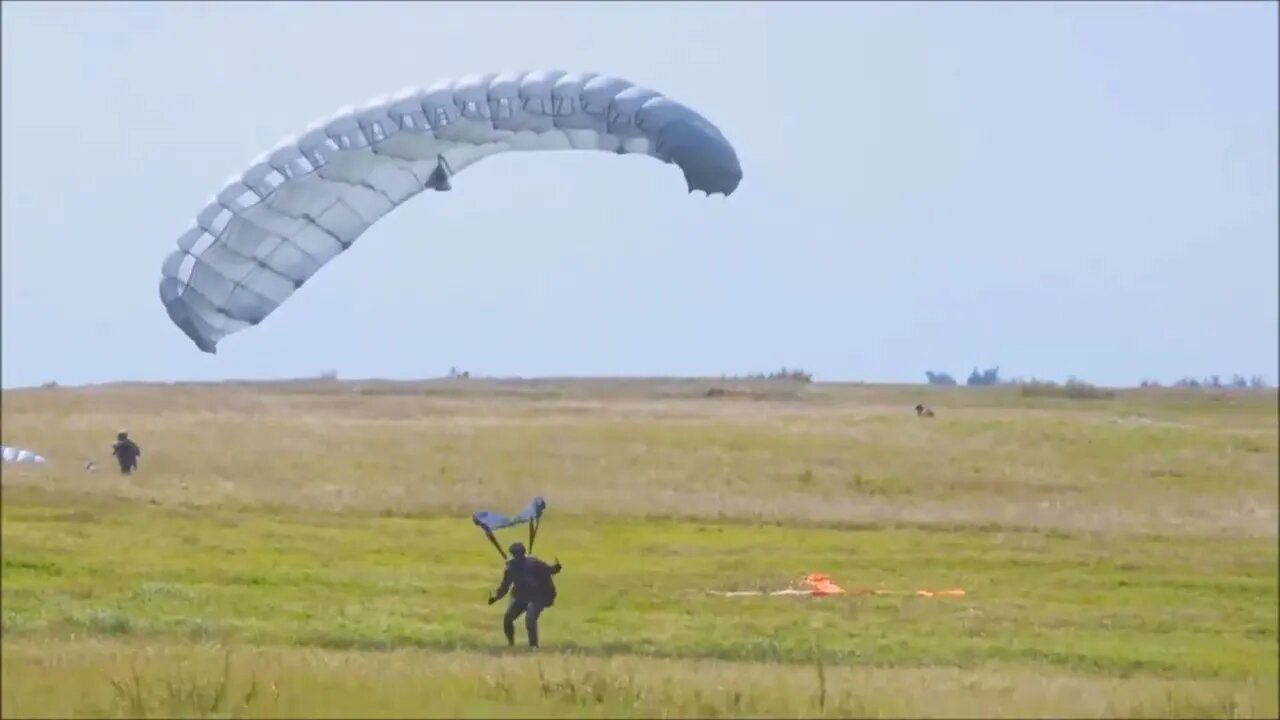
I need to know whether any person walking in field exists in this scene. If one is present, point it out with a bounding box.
[111,430,141,474]
[488,542,562,648]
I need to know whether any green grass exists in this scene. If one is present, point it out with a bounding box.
[1,379,1276,717]
[2,496,1275,677]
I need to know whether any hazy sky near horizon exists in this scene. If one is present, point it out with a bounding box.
[2,1,1276,389]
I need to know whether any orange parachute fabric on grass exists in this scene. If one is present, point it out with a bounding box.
[710,573,966,599]
[802,573,965,598]
[803,573,846,596]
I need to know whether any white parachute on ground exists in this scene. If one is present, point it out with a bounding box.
[2,446,48,464]
[159,70,743,353]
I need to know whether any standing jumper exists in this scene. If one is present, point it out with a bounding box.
[111,431,141,474]
[488,542,562,648]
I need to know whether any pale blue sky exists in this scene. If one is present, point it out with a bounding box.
[2,1,1276,389]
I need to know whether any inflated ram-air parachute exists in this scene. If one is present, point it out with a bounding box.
[159,70,742,353]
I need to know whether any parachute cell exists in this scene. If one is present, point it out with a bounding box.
[158,70,742,353]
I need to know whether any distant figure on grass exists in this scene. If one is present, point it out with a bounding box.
[488,541,562,649]
[915,404,935,418]
[111,430,141,474]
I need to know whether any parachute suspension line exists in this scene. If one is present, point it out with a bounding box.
[427,157,452,192]
[482,525,507,560]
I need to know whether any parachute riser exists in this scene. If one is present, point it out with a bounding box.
[482,526,507,560]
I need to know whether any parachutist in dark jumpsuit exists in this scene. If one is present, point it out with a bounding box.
[111,431,141,475]
[488,542,562,648]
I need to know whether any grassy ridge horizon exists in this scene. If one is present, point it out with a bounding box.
[13,372,1277,388]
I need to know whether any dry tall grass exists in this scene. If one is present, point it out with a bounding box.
[4,639,1275,719]
[2,379,1275,537]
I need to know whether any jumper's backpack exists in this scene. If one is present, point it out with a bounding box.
[531,559,558,607]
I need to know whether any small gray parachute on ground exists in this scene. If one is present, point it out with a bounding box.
[2,445,48,464]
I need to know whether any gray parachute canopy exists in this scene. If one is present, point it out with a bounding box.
[2,445,48,464]
[159,70,743,353]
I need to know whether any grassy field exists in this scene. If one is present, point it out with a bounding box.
[2,378,1277,717]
